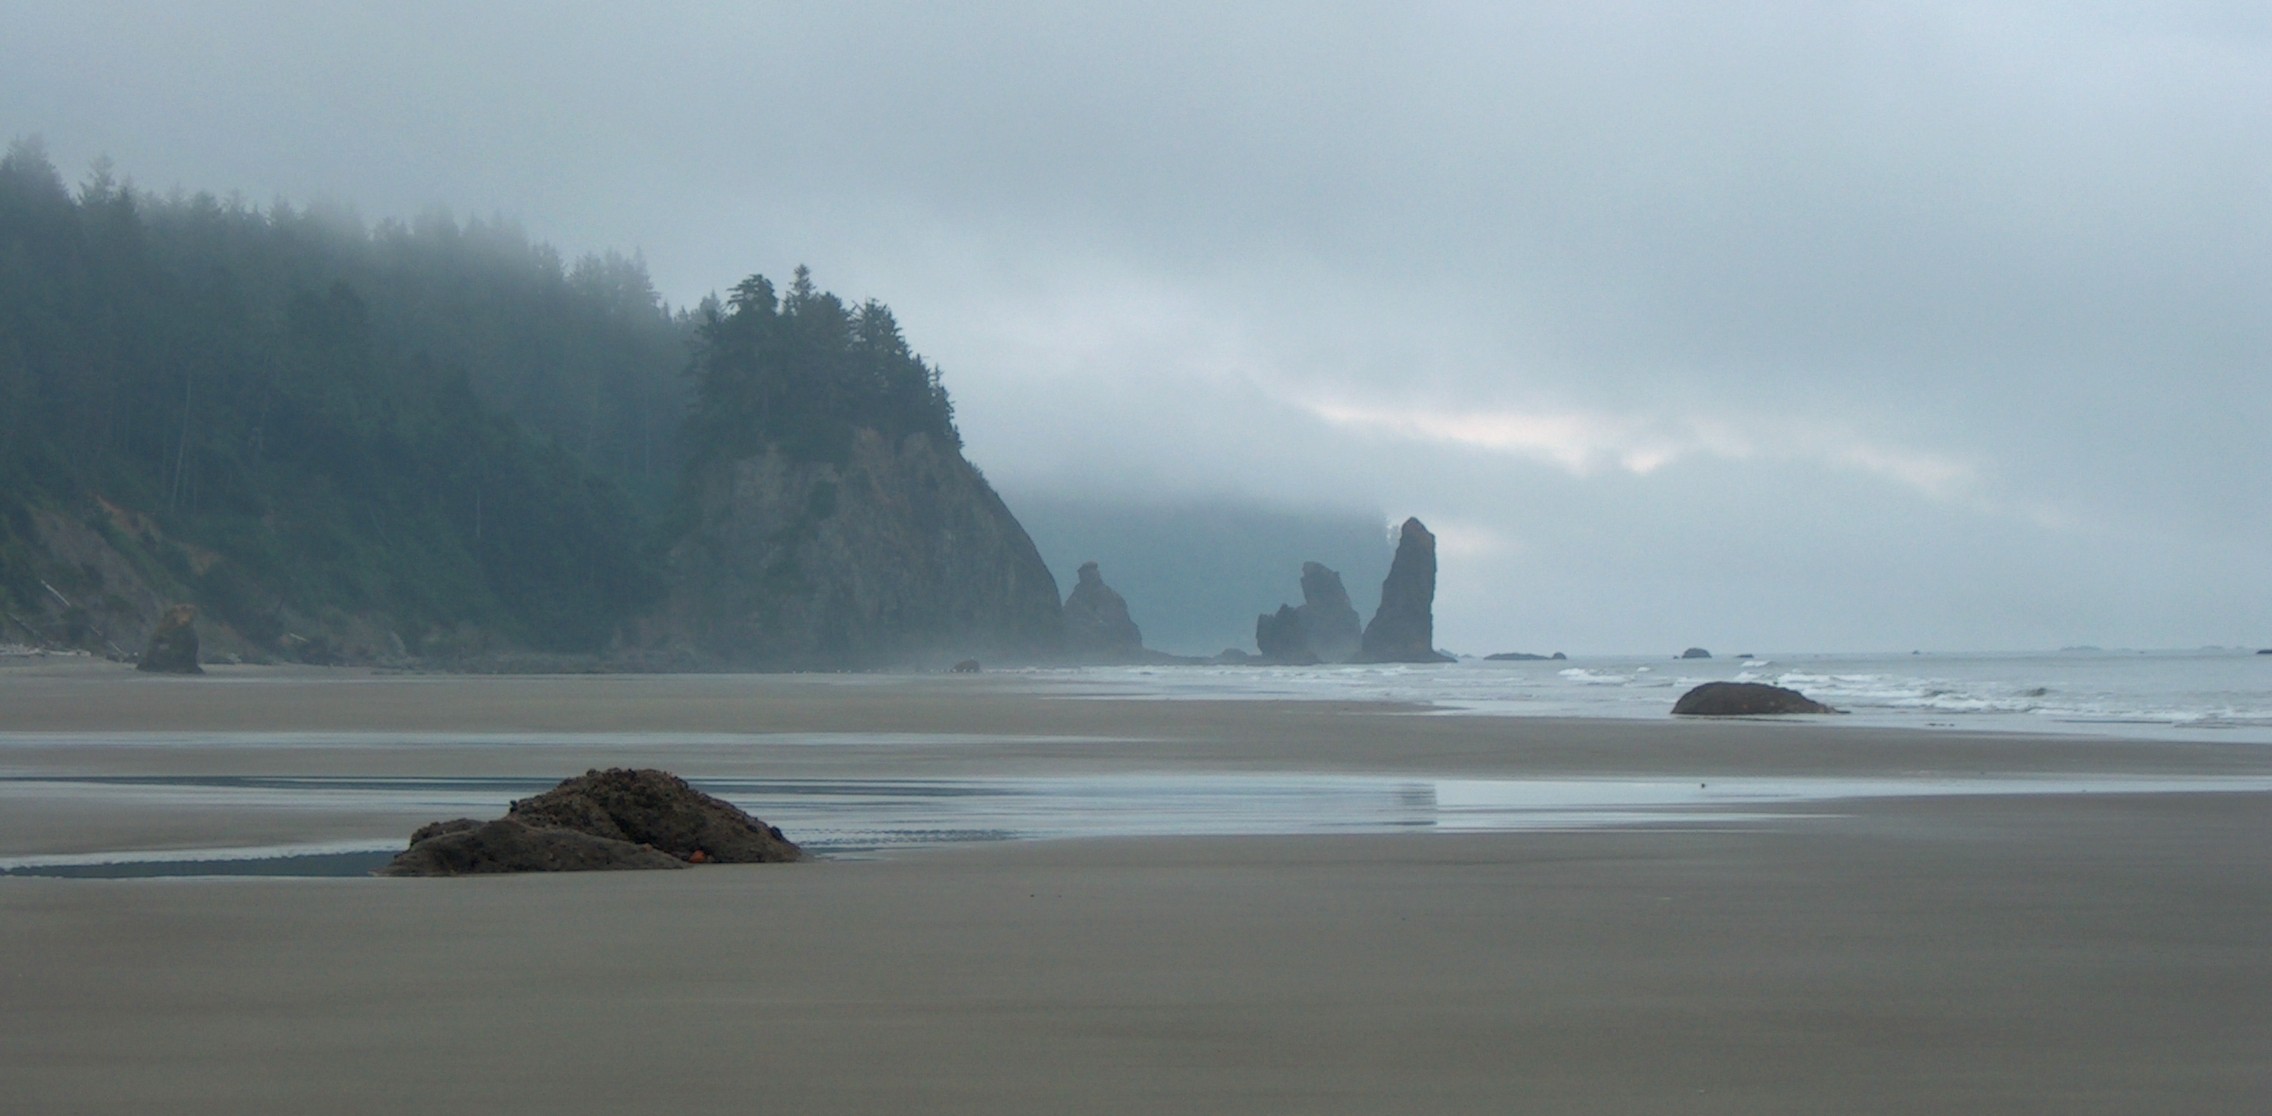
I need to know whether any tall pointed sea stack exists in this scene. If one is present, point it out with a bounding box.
[1359,518,1452,663]
[1062,561,1144,659]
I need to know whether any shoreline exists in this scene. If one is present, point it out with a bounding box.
[5,664,2270,1111]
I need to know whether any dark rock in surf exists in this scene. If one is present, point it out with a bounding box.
[136,604,202,674]
[951,658,981,673]
[1061,561,1144,659]
[1255,561,1363,665]
[1672,681,1840,716]
[1486,651,1551,661]
[1255,605,1319,665]
[1294,562,1363,662]
[380,818,687,876]
[1359,519,1454,663]
[1680,647,1712,660]
[507,768,802,864]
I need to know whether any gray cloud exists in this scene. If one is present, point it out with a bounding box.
[5,1,2266,650]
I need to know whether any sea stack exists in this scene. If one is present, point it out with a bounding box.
[1359,518,1453,663]
[1061,561,1144,659]
[136,604,202,674]
[1254,561,1363,664]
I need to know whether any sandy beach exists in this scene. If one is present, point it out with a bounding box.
[3,660,2268,1112]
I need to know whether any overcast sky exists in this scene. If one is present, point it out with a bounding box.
[5,2,2267,653]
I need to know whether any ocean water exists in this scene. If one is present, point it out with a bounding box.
[1010,649,2272,745]
[13,769,2272,876]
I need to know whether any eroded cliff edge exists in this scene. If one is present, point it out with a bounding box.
[655,428,1063,669]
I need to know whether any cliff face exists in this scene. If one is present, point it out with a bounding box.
[660,429,1063,668]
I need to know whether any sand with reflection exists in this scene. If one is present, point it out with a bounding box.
[2,660,2268,1112]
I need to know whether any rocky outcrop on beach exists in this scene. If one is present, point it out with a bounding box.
[657,429,1063,668]
[379,818,688,876]
[380,768,801,876]
[135,604,202,674]
[1061,561,1144,658]
[1671,681,1840,716]
[1359,519,1453,663]
[508,768,803,863]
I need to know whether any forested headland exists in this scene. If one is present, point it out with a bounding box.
[0,139,1006,665]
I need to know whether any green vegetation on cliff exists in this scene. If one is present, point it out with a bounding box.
[0,139,682,652]
[687,267,959,469]
[0,140,1021,665]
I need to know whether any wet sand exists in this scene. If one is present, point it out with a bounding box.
[3,661,2269,1112]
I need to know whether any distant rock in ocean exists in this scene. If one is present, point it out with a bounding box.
[1680,647,1712,660]
[1061,561,1145,659]
[1254,605,1316,665]
[1359,519,1454,663]
[1293,562,1363,662]
[1485,651,1565,661]
[2258,648,2272,655]
[1255,561,1363,665]
[1671,681,1840,716]
[135,604,202,674]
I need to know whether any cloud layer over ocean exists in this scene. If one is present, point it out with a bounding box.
[5,2,2266,652]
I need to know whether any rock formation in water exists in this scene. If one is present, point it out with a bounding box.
[1680,647,1713,660]
[1359,519,1453,663]
[1293,562,1363,662]
[136,604,202,674]
[1061,561,1145,659]
[1254,561,1363,665]
[659,429,1063,668]
[1254,605,1314,664]
[1671,681,1841,716]
[380,768,800,876]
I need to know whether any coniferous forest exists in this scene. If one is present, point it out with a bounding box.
[0,139,964,660]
